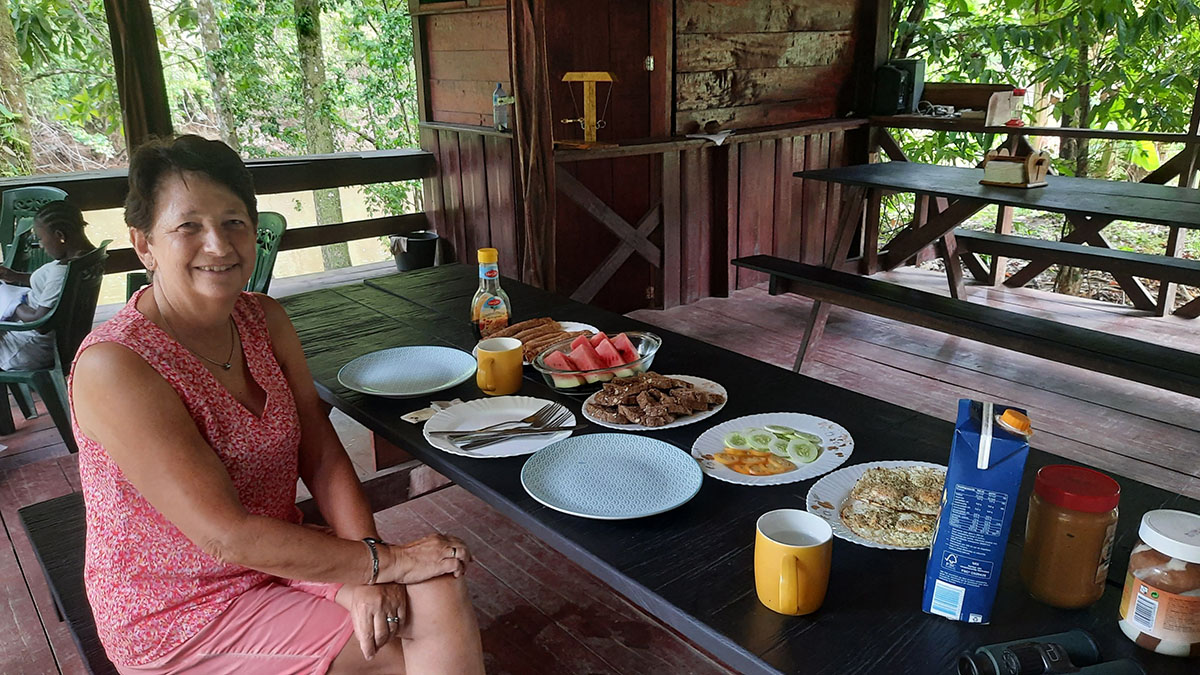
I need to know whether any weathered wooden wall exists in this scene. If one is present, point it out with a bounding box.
[420,125,520,278]
[675,0,858,133]
[417,1,511,128]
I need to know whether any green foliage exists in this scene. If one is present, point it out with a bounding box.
[10,0,422,218]
[893,0,1200,174]
[11,0,121,145]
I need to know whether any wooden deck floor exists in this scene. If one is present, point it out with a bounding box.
[630,267,1200,500]
[0,262,730,675]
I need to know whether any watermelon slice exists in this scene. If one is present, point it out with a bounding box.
[570,335,592,352]
[593,339,624,368]
[611,333,639,364]
[543,351,584,388]
[595,338,637,378]
[588,332,609,347]
[568,340,609,383]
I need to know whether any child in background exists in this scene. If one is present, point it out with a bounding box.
[0,200,96,370]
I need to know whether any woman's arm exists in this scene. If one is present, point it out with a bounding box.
[72,342,468,585]
[256,294,377,540]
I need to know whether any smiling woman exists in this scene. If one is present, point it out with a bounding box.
[67,135,484,674]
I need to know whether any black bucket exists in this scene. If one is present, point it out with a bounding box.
[390,231,439,271]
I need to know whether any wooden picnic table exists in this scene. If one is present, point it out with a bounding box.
[279,264,1199,675]
[797,161,1200,316]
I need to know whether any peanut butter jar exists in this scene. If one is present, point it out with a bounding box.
[1119,510,1200,658]
[1020,465,1119,609]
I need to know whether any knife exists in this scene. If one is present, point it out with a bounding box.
[447,424,587,444]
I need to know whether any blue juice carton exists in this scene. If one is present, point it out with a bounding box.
[922,399,1031,624]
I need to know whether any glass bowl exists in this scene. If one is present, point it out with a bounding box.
[531,331,662,394]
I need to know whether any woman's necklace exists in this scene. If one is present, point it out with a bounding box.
[160,311,237,371]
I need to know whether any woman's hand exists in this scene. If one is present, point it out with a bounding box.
[381,533,471,585]
[339,583,407,660]
[0,265,19,283]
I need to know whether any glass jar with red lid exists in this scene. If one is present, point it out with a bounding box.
[1020,464,1120,608]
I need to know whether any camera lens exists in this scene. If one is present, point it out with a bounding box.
[957,652,997,675]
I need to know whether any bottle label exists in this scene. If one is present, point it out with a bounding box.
[474,294,509,335]
[1120,572,1200,646]
[479,263,499,280]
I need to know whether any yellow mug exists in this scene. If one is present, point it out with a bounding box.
[754,509,832,615]
[476,337,523,396]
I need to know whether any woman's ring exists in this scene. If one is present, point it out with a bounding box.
[386,616,400,624]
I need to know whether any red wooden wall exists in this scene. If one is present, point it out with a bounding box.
[419,1,511,128]
[420,127,519,278]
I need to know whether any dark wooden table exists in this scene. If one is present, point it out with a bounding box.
[279,265,1198,675]
[798,161,1200,315]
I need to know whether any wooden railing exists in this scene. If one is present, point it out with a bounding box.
[0,149,438,274]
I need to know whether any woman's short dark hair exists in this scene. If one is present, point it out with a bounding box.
[34,200,87,235]
[125,135,258,235]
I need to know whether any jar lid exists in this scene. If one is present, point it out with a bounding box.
[1139,510,1200,564]
[1033,465,1120,513]
[478,248,499,264]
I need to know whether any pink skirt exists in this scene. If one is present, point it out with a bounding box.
[117,579,353,675]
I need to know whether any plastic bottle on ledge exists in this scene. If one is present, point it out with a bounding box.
[1005,88,1026,127]
[471,248,511,338]
[493,83,510,132]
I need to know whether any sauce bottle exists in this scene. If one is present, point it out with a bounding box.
[470,248,511,338]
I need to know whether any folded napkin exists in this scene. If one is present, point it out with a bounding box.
[401,398,465,424]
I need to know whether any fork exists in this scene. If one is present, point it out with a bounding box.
[427,403,558,438]
[453,406,574,449]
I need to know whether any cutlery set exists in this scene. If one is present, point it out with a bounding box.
[428,402,586,451]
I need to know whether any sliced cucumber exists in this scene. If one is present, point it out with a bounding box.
[764,424,799,436]
[786,437,821,464]
[723,431,752,450]
[746,428,776,451]
[768,438,791,457]
[794,431,822,445]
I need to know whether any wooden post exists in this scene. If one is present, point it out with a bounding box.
[103,0,173,149]
[991,205,1014,286]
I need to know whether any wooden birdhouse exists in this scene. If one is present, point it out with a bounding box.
[979,148,1051,188]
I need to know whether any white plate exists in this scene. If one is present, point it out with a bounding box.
[806,460,948,550]
[473,321,600,365]
[690,413,854,486]
[581,375,728,431]
[521,433,702,520]
[337,346,475,398]
[423,396,576,458]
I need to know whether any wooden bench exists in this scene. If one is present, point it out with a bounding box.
[732,254,1200,398]
[952,227,1200,289]
[19,492,116,675]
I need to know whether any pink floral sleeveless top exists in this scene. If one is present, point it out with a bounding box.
[70,290,302,666]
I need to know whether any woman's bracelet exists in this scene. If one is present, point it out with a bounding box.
[362,537,382,585]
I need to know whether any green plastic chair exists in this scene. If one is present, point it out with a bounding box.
[124,211,286,298]
[0,242,110,451]
[1,187,67,264]
[248,211,287,294]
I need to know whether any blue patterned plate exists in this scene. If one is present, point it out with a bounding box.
[337,346,476,398]
[520,434,703,520]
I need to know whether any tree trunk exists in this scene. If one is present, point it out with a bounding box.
[294,0,351,270]
[891,0,928,60]
[1054,14,1094,296]
[0,0,34,176]
[194,0,240,149]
